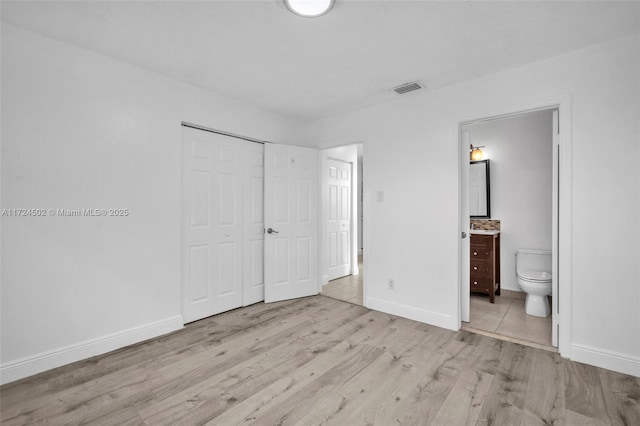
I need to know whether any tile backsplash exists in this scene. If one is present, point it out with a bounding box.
[470,219,501,230]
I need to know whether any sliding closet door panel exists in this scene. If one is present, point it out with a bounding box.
[182,128,216,323]
[243,142,265,306]
[211,139,244,314]
[182,126,262,322]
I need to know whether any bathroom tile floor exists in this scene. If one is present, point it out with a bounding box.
[464,290,554,349]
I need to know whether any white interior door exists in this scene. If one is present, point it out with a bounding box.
[243,142,265,306]
[327,159,352,280]
[460,126,471,323]
[264,144,319,303]
[182,127,262,323]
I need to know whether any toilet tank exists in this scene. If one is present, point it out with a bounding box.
[516,249,552,275]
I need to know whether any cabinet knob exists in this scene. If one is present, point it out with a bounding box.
[473,266,478,270]
[473,251,478,256]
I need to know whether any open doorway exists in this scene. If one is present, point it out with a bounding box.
[460,108,560,350]
[319,144,364,305]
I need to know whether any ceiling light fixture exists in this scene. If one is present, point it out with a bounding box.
[284,0,335,18]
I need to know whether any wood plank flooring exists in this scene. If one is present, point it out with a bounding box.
[1,296,638,425]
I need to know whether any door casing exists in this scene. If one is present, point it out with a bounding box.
[457,95,572,357]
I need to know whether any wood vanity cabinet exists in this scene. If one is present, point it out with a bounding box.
[470,233,501,303]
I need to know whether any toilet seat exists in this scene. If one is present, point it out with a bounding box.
[518,270,551,282]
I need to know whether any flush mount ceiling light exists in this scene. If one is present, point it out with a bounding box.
[284,0,335,17]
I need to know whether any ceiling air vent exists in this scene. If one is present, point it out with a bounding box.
[392,81,423,95]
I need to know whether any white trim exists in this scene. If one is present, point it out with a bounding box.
[455,94,572,359]
[350,266,360,276]
[0,316,183,385]
[571,343,640,377]
[365,296,456,331]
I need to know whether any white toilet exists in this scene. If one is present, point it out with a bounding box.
[516,249,552,317]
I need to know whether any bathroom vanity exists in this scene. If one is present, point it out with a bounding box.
[470,231,501,303]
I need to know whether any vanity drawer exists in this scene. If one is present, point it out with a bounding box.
[470,245,492,260]
[470,276,493,293]
[470,260,492,276]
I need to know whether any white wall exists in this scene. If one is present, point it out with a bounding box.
[305,34,640,376]
[468,110,553,291]
[0,23,304,383]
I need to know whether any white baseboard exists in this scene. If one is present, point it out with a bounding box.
[351,266,360,276]
[571,343,640,377]
[365,296,456,331]
[0,315,184,385]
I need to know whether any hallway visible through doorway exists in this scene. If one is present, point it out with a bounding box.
[320,255,363,305]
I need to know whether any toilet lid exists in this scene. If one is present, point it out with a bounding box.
[519,270,552,281]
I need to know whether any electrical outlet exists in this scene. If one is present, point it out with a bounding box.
[388,279,395,290]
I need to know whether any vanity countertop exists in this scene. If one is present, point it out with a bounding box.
[470,229,500,235]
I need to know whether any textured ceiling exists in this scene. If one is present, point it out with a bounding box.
[2,1,639,122]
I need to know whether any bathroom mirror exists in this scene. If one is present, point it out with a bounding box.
[469,159,491,218]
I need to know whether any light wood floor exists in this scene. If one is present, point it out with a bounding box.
[320,265,552,351]
[2,296,638,425]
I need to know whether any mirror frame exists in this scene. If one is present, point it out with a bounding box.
[470,159,491,218]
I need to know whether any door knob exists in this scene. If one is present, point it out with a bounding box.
[266,228,279,234]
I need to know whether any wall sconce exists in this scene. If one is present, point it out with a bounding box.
[284,0,335,17]
[470,144,485,161]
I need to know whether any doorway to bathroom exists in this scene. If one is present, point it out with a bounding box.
[458,104,569,352]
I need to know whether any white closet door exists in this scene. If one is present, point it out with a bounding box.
[264,144,319,303]
[182,127,248,323]
[243,142,265,306]
[327,159,352,281]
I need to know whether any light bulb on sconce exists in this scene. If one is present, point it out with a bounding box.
[470,144,485,161]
